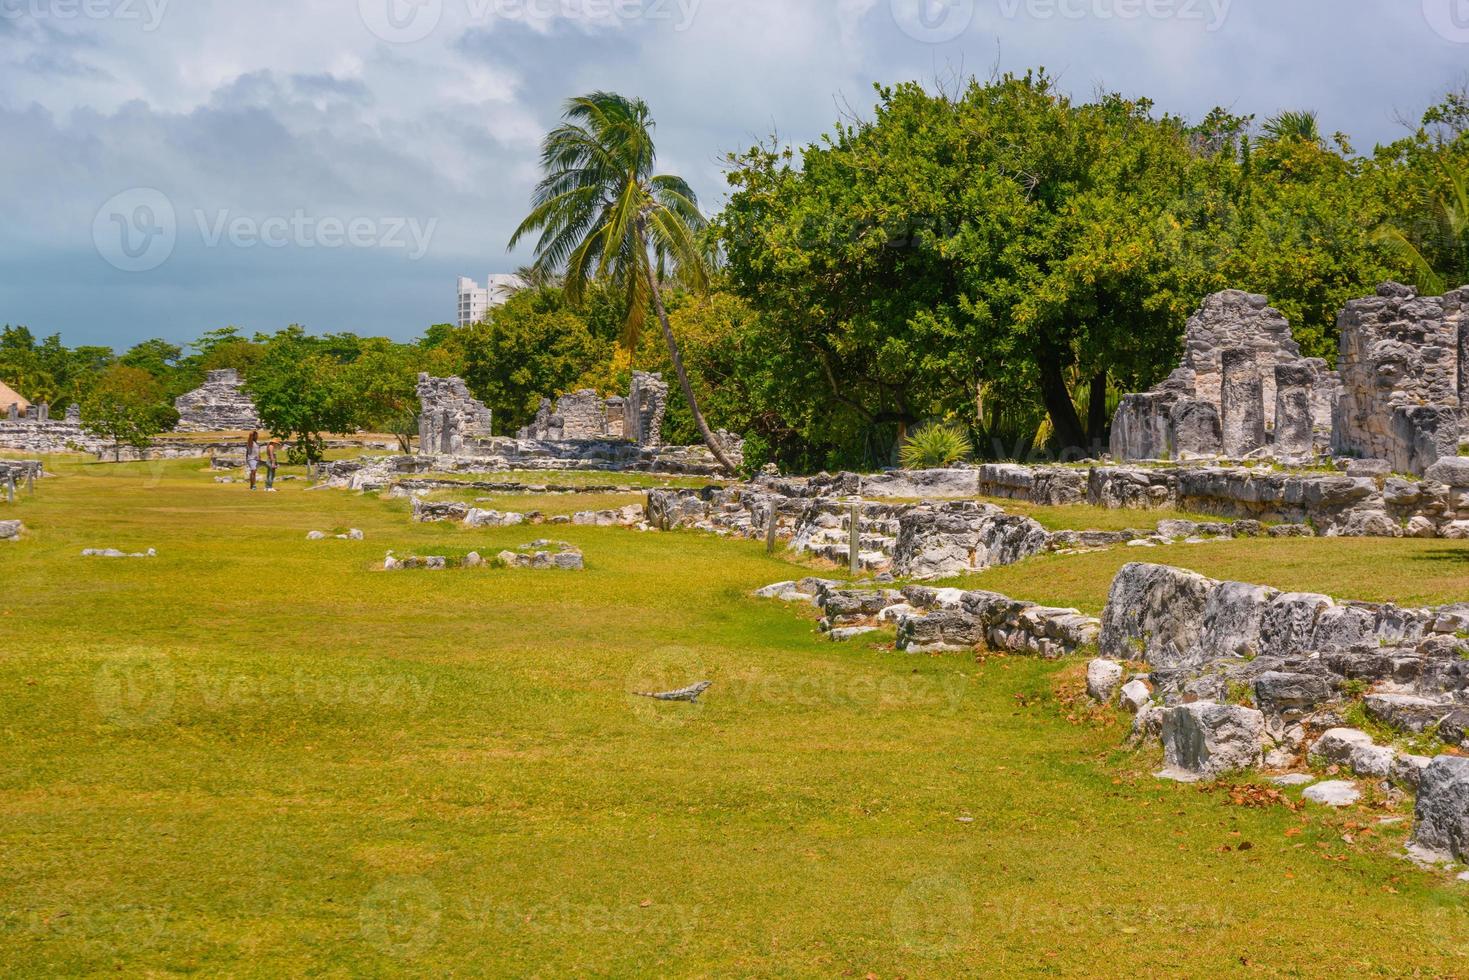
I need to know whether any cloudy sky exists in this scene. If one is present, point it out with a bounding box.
[0,0,1464,349]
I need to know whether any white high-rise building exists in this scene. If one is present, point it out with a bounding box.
[457,274,523,327]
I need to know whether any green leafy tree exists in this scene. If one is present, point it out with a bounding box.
[510,91,738,474]
[452,285,613,434]
[244,327,359,467]
[80,365,179,460]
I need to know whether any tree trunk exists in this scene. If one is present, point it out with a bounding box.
[1037,348,1087,452]
[643,264,739,476]
[1086,371,1109,453]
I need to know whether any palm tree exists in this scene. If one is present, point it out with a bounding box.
[509,91,738,474]
[1375,162,1469,296]
[1261,110,1323,146]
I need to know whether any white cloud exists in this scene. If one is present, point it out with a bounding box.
[0,0,1463,345]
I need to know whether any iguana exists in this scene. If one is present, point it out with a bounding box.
[635,681,713,704]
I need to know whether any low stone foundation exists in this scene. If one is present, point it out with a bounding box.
[755,579,1100,658]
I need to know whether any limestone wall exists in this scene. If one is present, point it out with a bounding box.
[0,403,112,454]
[416,374,494,455]
[1332,283,1469,474]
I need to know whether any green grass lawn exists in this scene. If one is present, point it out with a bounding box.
[4,456,1469,975]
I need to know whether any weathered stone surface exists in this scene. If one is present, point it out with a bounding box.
[1099,563,1213,667]
[860,469,981,499]
[0,520,21,540]
[1412,756,1469,861]
[1198,580,1278,660]
[82,547,156,558]
[891,503,1048,580]
[1087,659,1125,704]
[1254,671,1333,718]
[1221,347,1268,457]
[1364,693,1452,733]
[417,375,494,455]
[174,369,261,432]
[1310,728,1395,778]
[1159,702,1265,780]
[1333,284,1467,475]
[1392,754,1433,792]
[1303,780,1361,807]
[1273,360,1316,457]
[1120,679,1153,714]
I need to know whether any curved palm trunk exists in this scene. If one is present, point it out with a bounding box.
[642,264,739,476]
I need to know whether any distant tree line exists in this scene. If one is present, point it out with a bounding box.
[3,74,1465,473]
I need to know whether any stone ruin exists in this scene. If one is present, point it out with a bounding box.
[173,369,262,432]
[1113,283,1469,475]
[416,374,494,455]
[1332,283,1469,475]
[0,401,111,455]
[1111,290,1338,462]
[517,371,668,446]
[404,372,732,474]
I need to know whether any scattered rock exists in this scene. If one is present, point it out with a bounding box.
[1271,773,1316,787]
[1413,756,1469,862]
[1311,728,1395,778]
[1158,702,1266,781]
[1364,693,1452,734]
[1119,679,1152,714]
[82,548,156,558]
[1303,780,1362,807]
[1086,659,1125,704]
[1392,754,1433,792]
[0,520,22,540]
[829,626,879,642]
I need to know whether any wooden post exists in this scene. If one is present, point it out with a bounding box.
[848,503,861,576]
[765,504,779,555]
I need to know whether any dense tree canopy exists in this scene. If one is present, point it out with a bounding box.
[3,74,1464,473]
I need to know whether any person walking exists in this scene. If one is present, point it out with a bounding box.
[263,438,281,492]
[246,431,262,491]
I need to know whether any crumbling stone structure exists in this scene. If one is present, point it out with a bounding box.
[624,372,668,447]
[1111,290,1337,461]
[174,370,261,432]
[515,373,667,446]
[1332,283,1469,475]
[0,402,110,454]
[416,374,494,455]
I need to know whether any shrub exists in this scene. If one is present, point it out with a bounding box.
[899,422,972,470]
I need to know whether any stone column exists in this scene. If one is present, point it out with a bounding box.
[6,403,17,421]
[65,404,80,422]
[37,402,48,422]
[1272,361,1315,457]
[1169,399,1222,457]
[1221,348,1266,457]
